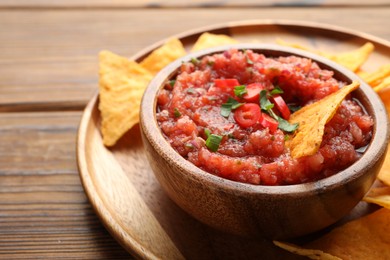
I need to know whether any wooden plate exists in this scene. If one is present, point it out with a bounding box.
[77,20,390,259]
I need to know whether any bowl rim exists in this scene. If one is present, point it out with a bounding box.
[140,43,389,196]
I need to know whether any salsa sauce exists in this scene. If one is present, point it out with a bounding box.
[156,49,373,185]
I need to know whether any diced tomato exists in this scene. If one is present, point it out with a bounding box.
[234,103,261,128]
[272,95,290,119]
[259,113,279,133]
[242,83,264,103]
[208,79,240,97]
[214,78,240,88]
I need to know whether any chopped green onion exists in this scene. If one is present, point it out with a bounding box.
[234,85,247,98]
[173,108,181,118]
[204,128,211,138]
[206,134,223,152]
[270,86,284,95]
[186,88,196,94]
[169,80,176,87]
[260,90,274,111]
[220,97,243,117]
[185,143,194,149]
[207,60,215,67]
[243,49,254,65]
[191,57,200,65]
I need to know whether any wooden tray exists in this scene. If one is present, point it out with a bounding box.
[77,20,390,259]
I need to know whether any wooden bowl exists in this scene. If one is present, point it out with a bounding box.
[140,44,389,239]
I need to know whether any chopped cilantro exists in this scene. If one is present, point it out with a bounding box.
[186,88,196,94]
[270,86,284,95]
[221,97,243,117]
[169,80,176,87]
[173,108,181,118]
[259,90,299,133]
[277,116,299,133]
[288,104,302,113]
[234,85,247,98]
[260,90,274,111]
[190,57,200,65]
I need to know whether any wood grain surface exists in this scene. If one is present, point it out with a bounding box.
[1,1,390,259]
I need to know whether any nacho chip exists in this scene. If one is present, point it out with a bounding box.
[99,50,153,146]
[273,241,341,260]
[331,42,374,72]
[373,76,390,92]
[286,81,359,158]
[305,208,390,260]
[359,64,390,87]
[140,38,187,75]
[364,186,390,209]
[276,39,374,72]
[377,143,390,186]
[378,88,390,116]
[191,32,238,52]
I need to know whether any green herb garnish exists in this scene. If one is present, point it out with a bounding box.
[234,85,247,98]
[260,90,298,133]
[191,57,200,65]
[221,97,243,117]
[288,104,302,113]
[173,108,181,118]
[204,128,211,138]
[169,80,176,87]
[186,88,196,94]
[206,134,223,152]
[277,117,299,133]
[270,86,284,95]
[260,90,274,111]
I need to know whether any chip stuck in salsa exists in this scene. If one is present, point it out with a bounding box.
[156,49,374,185]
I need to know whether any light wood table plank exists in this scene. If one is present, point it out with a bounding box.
[0,0,388,8]
[0,112,129,258]
[0,8,389,112]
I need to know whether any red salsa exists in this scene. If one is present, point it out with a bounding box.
[156,49,373,185]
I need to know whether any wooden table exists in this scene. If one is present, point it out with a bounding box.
[1,1,389,258]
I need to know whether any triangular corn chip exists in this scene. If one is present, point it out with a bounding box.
[364,186,390,209]
[140,38,187,75]
[306,208,390,260]
[359,64,390,87]
[99,50,153,146]
[273,241,341,260]
[191,32,238,52]
[373,76,390,92]
[331,42,374,72]
[377,144,390,186]
[276,39,374,72]
[286,81,359,158]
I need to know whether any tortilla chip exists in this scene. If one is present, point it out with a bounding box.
[306,208,390,260]
[286,81,359,158]
[140,38,187,75]
[378,89,390,116]
[373,76,390,92]
[364,186,390,209]
[191,32,238,52]
[276,39,374,72]
[331,42,374,72]
[359,64,390,86]
[377,144,390,186]
[273,241,341,260]
[99,50,153,146]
